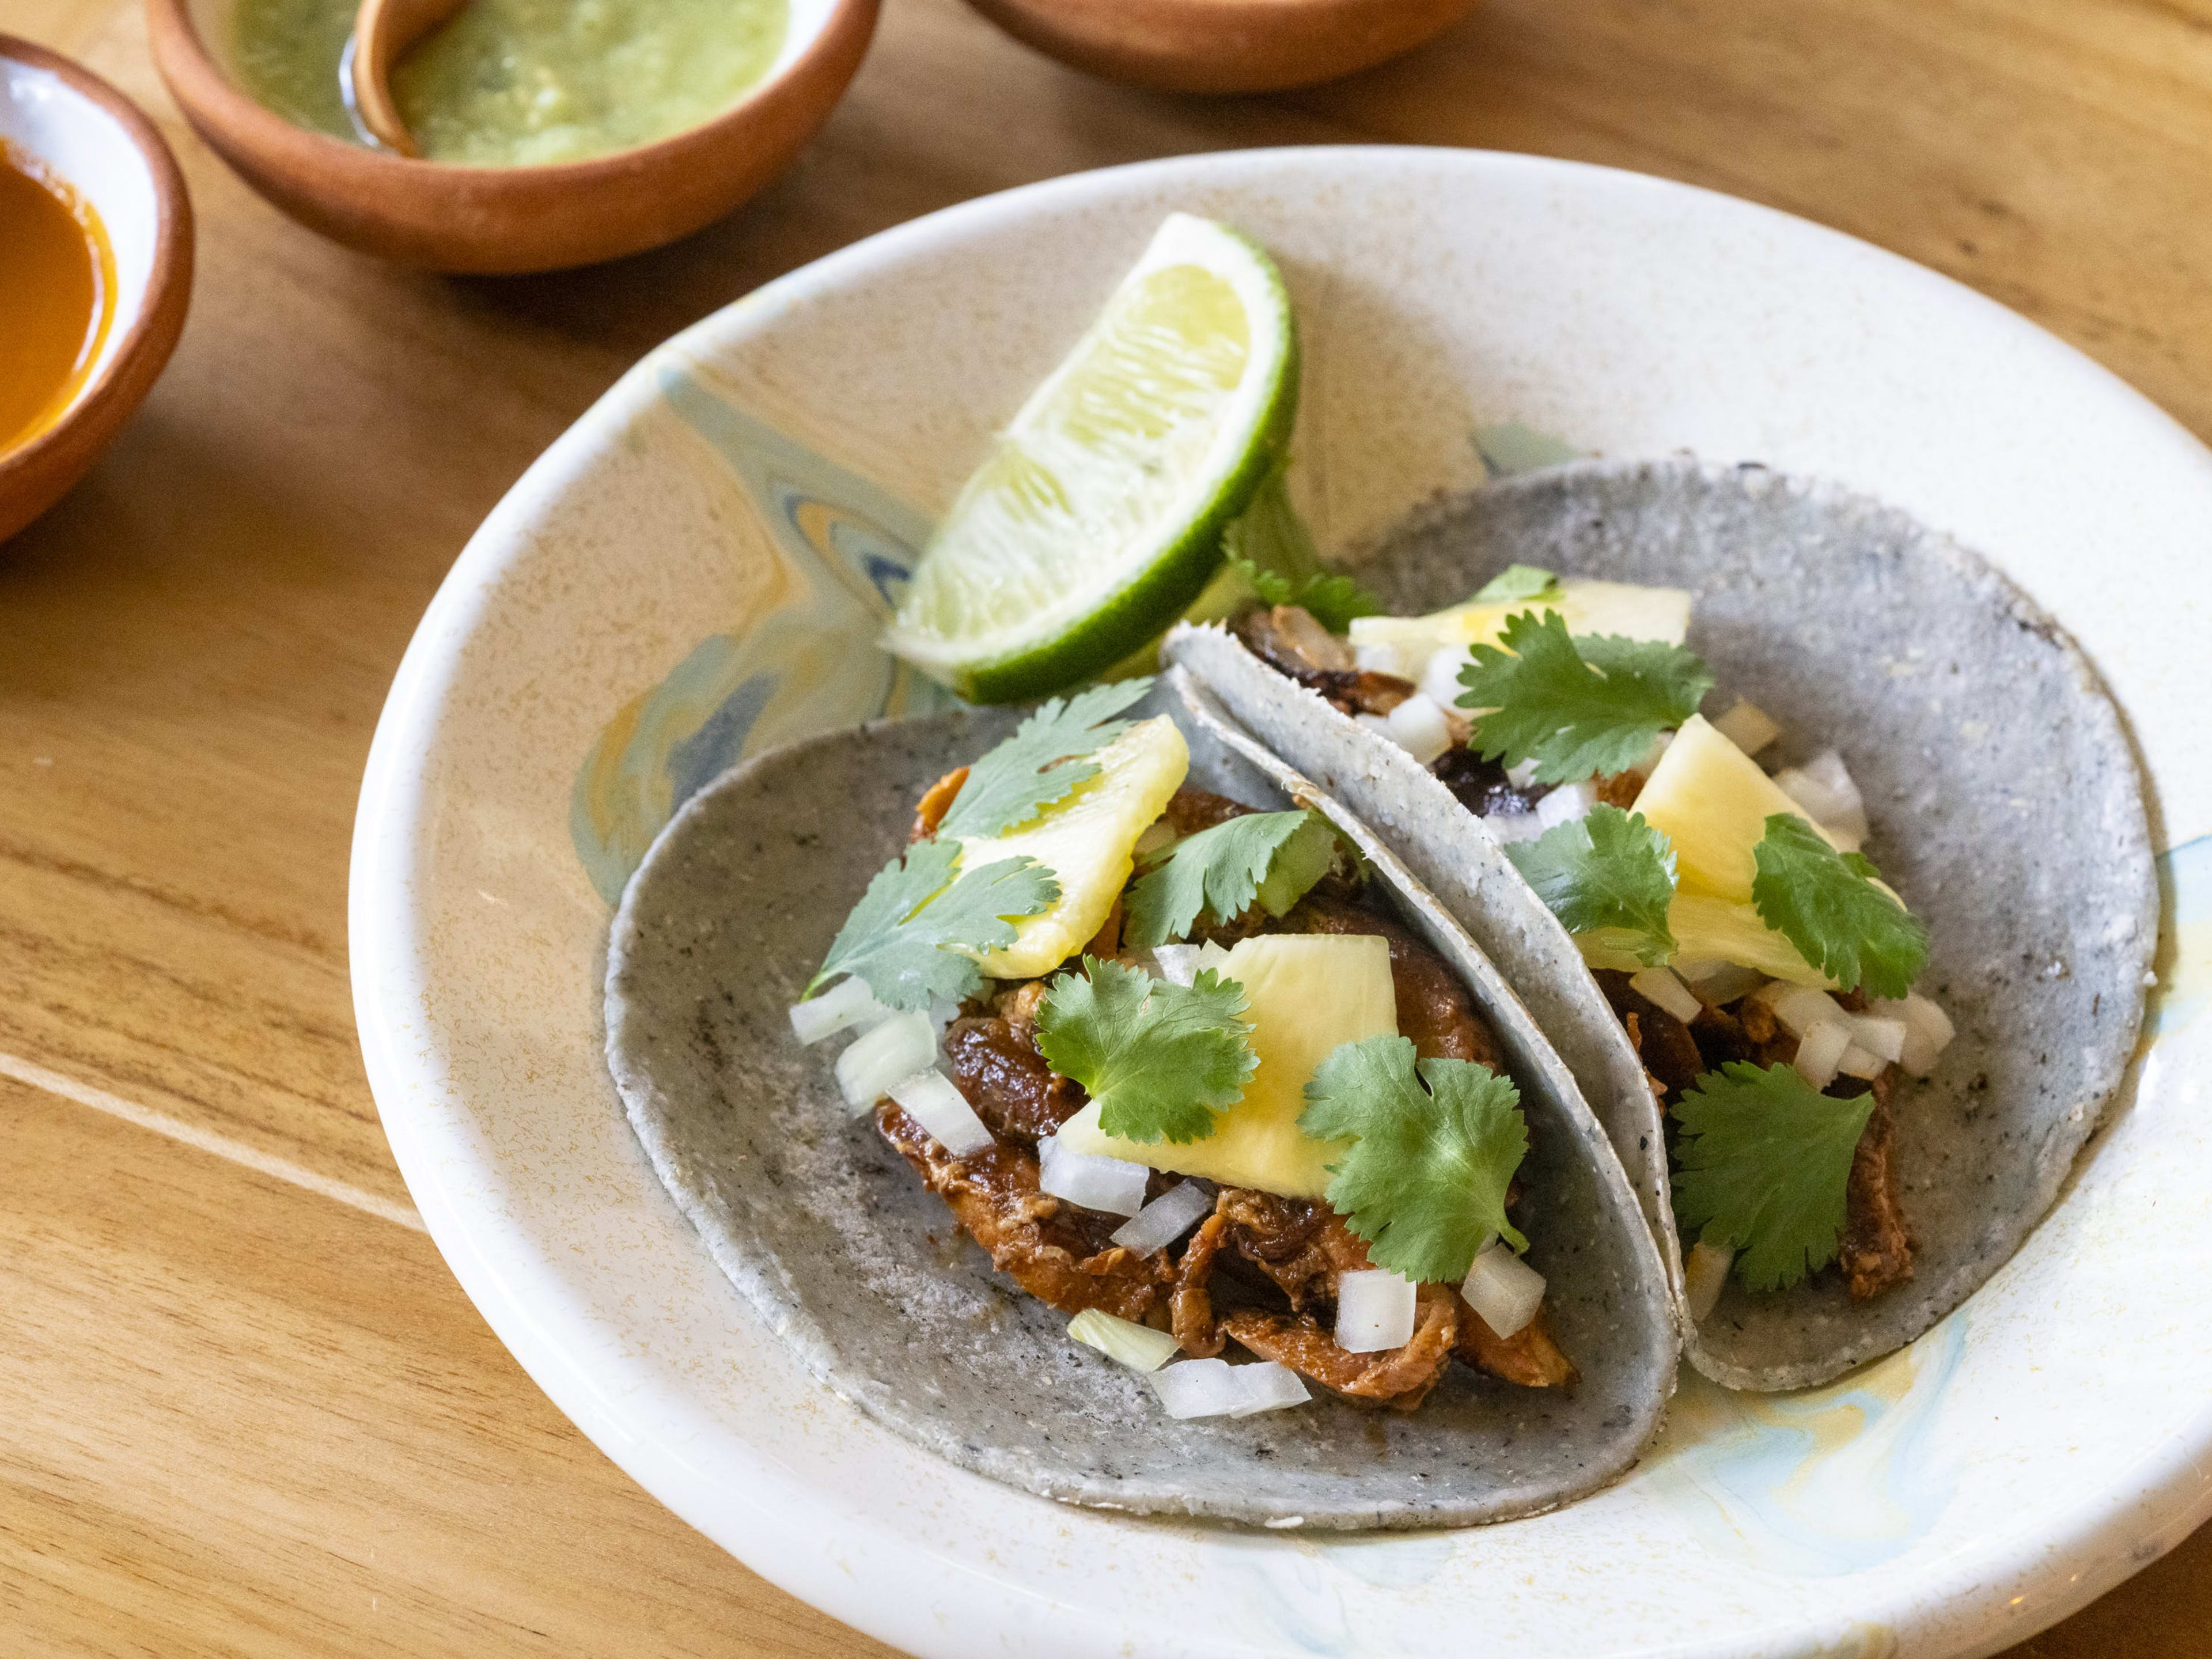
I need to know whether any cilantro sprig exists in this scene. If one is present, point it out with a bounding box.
[1672,1062,1877,1291]
[1456,609,1713,784]
[1473,564,1561,604]
[808,839,1058,1011]
[934,679,1153,841]
[1036,956,1257,1143]
[1751,815,1928,999]
[1123,809,1341,948]
[1505,805,1679,966]
[1220,461,1381,634]
[1301,1035,1529,1284]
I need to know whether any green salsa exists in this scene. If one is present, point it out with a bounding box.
[230,0,788,166]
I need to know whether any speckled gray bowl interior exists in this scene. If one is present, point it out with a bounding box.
[605,680,1676,1529]
[1167,458,2157,1392]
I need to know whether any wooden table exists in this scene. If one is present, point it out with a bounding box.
[4,0,2209,1651]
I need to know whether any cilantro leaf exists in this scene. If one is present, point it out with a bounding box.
[1122,809,1338,948]
[1750,814,1929,999]
[809,839,1059,1010]
[1300,1035,1528,1283]
[1672,1062,1877,1291]
[934,679,1154,840]
[1456,609,1714,784]
[1230,559,1382,634]
[1474,564,1560,604]
[1505,805,1679,966]
[1220,460,1381,634]
[1035,957,1256,1143]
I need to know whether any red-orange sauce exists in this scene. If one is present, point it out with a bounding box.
[0,139,116,457]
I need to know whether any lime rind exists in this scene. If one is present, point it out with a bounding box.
[885,214,1299,704]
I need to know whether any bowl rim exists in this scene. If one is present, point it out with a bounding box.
[145,0,878,188]
[0,33,193,491]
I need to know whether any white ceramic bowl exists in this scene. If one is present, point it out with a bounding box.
[0,36,192,543]
[352,148,2212,1659]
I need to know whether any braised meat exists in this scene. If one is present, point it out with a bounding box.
[1233,605,1416,718]
[910,766,968,842]
[1288,894,1500,1067]
[1162,787,1255,836]
[1838,1083,1913,1300]
[878,1103,1172,1320]
[1456,1299,1580,1388]
[1429,748,1549,820]
[1222,1285,1461,1410]
[942,1015,1086,1146]
[1596,969,1705,1101]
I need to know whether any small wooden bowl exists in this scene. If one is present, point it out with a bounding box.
[0,37,194,546]
[960,0,1476,94]
[145,0,878,274]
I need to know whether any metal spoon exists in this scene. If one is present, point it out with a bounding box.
[348,0,467,157]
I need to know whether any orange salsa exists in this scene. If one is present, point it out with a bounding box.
[0,139,115,458]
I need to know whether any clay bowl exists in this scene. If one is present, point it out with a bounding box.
[145,0,878,273]
[960,0,1476,93]
[0,37,194,546]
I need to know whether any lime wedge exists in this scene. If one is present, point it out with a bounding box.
[885,214,1298,703]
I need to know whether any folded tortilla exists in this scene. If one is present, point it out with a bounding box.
[1166,458,2156,1392]
[604,674,1676,1528]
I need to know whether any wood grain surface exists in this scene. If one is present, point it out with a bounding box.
[3,0,2209,1652]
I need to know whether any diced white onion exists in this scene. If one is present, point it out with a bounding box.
[1848,1014,1907,1065]
[1675,959,1769,1007]
[1873,992,1956,1077]
[1766,984,1848,1039]
[1037,1135,1150,1217]
[1335,1268,1418,1352]
[1149,1358,1249,1419]
[1774,749,1871,847]
[1711,699,1781,757]
[1355,711,1393,740]
[1684,1241,1733,1321]
[927,995,962,1039]
[1228,1362,1311,1416]
[1505,757,1542,790]
[1794,1020,1850,1089]
[835,1012,937,1112]
[888,1067,995,1156]
[1535,780,1597,831]
[1481,810,1546,845]
[1837,1042,1887,1081]
[1382,693,1454,765]
[1152,940,1232,988]
[1421,646,1472,707]
[789,976,891,1046]
[1111,1181,1214,1255]
[1353,640,1408,676]
[1461,1242,1546,1339]
[1067,1309,1180,1373]
[1628,965,1703,1025]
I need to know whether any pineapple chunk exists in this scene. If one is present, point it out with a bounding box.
[1630,714,1839,902]
[961,716,1188,978]
[1346,577,1691,669]
[1054,933,1395,1198]
[1577,893,1834,987]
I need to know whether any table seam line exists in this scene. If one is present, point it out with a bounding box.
[0,1049,426,1233]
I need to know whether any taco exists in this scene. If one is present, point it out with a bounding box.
[1166,458,2156,1391]
[605,673,1676,1528]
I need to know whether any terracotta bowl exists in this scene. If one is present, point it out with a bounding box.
[145,0,878,273]
[0,38,193,546]
[960,0,1476,93]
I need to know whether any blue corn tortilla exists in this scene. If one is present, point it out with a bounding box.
[603,676,1677,1528]
[1166,458,2156,1392]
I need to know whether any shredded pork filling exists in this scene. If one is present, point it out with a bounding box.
[873,782,1575,1408]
